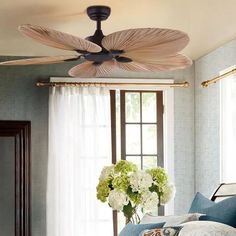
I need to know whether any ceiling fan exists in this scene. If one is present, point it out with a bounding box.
[0,5,192,77]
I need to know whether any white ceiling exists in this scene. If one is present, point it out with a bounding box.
[1,0,236,60]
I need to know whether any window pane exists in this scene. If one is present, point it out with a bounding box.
[143,156,158,170]
[126,156,141,169]
[142,124,157,155]
[125,93,140,122]
[142,93,156,123]
[126,125,141,154]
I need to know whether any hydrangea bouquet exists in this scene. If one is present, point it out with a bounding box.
[96,160,175,224]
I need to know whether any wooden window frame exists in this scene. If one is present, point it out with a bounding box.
[120,91,163,167]
[110,90,164,235]
[110,91,118,236]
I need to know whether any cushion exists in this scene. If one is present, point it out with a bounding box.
[199,215,229,225]
[188,192,236,227]
[189,192,215,213]
[138,226,183,236]
[179,221,236,236]
[119,222,165,236]
[141,213,202,227]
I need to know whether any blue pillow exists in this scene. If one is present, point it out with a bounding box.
[119,222,165,236]
[199,215,229,225]
[189,192,236,228]
[189,192,215,213]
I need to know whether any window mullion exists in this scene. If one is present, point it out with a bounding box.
[156,91,164,215]
[156,91,164,168]
[140,92,143,169]
[120,91,126,160]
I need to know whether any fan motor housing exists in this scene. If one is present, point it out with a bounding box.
[84,52,113,63]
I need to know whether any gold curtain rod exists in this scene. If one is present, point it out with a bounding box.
[201,68,236,88]
[36,81,190,88]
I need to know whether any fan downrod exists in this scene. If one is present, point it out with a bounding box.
[87,6,111,21]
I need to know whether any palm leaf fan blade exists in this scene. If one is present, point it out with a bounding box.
[0,55,79,65]
[133,54,192,71]
[19,24,102,53]
[69,60,116,77]
[102,28,189,58]
[116,61,150,72]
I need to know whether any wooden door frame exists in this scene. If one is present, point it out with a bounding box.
[0,121,31,236]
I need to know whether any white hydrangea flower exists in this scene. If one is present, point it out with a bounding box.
[99,165,114,181]
[108,189,129,211]
[141,191,159,211]
[160,184,176,205]
[129,171,153,193]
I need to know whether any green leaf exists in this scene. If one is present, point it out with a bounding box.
[127,186,141,205]
[123,202,135,220]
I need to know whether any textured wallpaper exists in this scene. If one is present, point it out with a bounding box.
[0,138,15,236]
[195,38,236,197]
[173,67,195,214]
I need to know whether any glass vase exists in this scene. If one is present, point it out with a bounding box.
[125,211,141,225]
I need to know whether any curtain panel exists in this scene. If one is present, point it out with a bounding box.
[47,86,113,236]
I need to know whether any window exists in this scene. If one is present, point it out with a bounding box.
[220,73,236,182]
[120,91,164,170]
[110,90,165,234]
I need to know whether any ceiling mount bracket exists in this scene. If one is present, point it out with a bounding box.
[87,6,111,22]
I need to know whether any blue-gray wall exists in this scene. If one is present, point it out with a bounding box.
[0,137,15,236]
[195,39,236,197]
[173,68,195,214]
[0,57,195,235]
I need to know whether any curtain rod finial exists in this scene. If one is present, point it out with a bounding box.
[183,81,190,88]
[201,80,209,88]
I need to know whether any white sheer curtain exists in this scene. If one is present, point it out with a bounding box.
[47,86,113,236]
[221,75,236,182]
